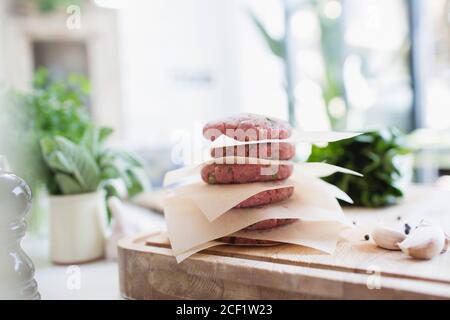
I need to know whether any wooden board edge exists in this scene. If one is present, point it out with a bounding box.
[117,234,450,300]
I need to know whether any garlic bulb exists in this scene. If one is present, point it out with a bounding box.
[398,225,446,260]
[372,225,406,251]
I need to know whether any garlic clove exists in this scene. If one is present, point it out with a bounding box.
[371,225,406,251]
[441,233,450,254]
[398,225,446,260]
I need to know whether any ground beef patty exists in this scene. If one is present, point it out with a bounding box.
[201,164,293,184]
[211,142,295,160]
[218,219,297,244]
[235,187,294,208]
[203,113,292,141]
[244,218,297,231]
[218,237,280,245]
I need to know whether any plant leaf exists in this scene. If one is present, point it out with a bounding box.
[116,150,144,168]
[248,10,285,58]
[53,136,100,192]
[126,167,150,198]
[55,173,84,194]
[46,151,74,173]
[80,125,99,158]
[99,127,114,144]
[40,136,57,157]
[308,127,410,207]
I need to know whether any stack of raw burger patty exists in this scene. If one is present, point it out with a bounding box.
[201,114,296,244]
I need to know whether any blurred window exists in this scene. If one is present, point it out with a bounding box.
[424,0,450,130]
[343,0,413,132]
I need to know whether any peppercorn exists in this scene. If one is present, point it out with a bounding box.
[404,223,411,235]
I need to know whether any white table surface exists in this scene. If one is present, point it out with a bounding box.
[23,236,121,300]
[23,203,165,300]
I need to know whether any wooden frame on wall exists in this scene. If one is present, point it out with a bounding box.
[1,0,124,140]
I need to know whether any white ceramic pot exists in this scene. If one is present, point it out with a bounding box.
[50,191,107,264]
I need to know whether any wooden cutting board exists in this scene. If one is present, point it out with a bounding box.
[118,185,450,300]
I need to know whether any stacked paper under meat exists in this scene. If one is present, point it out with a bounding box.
[163,130,361,263]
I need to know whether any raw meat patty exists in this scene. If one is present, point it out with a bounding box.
[201,164,293,184]
[218,237,280,245]
[211,142,295,160]
[203,113,292,141]
[218,219,298,244]
[244,218,298,231]
[235,187,294,208]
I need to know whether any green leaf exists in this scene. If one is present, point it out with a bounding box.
[40,136,57,157]
[101,165,120,180]
[307,127,411,208]
[116,150,144,168]
[55,173,84,194]
[103,182,120,199]
[126,167,149,197]
[248,11,285,58]
[53,136,100,192]
[46,151,73,173]
[99,127,114,144]
[81,125,99,158]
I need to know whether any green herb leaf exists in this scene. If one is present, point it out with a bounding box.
[54,173,84,195]
[308,128,411,208]
[248,10,285,58]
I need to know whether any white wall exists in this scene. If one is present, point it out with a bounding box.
[118,0,240,147]
[0,1,7,84]
[117,0,287,147]
[237,0,287,120]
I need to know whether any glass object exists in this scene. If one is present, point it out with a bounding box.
[0,157,40,300]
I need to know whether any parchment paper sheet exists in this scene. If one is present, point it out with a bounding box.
[210,131,361,148]
[164,171,352,257]
[173,220,347,263]
[163,130,361,262]
[174,241,224,263]
[171,179,295,221]
[170,169,355,222]
[232,220,346,254]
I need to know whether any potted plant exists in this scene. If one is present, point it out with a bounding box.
[0,68,94,234]
[40,126,148,264]
[2,68,148,262]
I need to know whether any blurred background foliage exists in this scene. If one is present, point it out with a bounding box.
[20,0,83,12]
[309,128,412,207]
[249,0,347,129]
[1,67,148,229]
[1,68,92,190]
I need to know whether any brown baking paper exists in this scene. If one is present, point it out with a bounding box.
[164,171,352,258]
